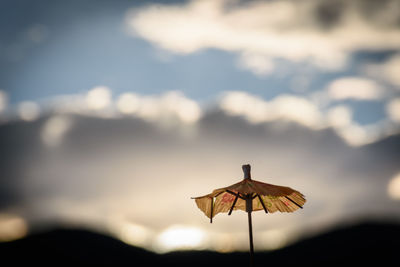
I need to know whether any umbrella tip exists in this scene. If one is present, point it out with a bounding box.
[242,164,251,179]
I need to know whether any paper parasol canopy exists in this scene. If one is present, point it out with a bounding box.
[192,164,306,267]
[193,164,306,223]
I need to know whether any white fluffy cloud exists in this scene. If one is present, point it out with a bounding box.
[39,88,202,125]
[86,86,112,110]
[33,88,397,146]
[386,98,400,122]
[220,91,397,146]
[117,91,202,124]
[126,0,400,75]
[18,101,40,121]
[381,55,400,87]
[327,105,352,128]
[327,77,384,101]
[117,93,140,114]
[365,54,400,88]
[325,104,375,146]
[3,88,397,147]
[220,91,323,129]
[236,53,274,76]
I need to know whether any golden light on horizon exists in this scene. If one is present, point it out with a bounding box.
[155,225,206,252]
[260,229,288,251]
[212,233,235,253]
[388,173,400,200]
[115,222,153,247]
[0,214,28,242]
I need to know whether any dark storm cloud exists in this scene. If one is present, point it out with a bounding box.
[0,110,399,231]
[312,0,400,29]
[0,120,44,208]
[313,0,346,29]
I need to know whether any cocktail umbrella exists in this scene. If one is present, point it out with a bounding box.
[192,164,306,266]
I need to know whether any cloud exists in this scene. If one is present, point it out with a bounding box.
[86,86,112,110]
[25,24,48,44]
[2,89,396,147]
[388,172,400,200]
[381,54,400,88]
[41,115,73,147]
[386,98,400,122]
[18,101,40,121]
[220,91,323,129]
[87,90,202,124]
[0,90,7,113]
[129,91,202,124]
[326,77,384,101]
[326,105,352,128]
[219,91,398,146]
[117,93,140,114]
[0,109,399,251]
[126,0,400,75]
[21,89,203,125]
[325,105,374,146]
[364,53,400,88]
[236,53,274,76]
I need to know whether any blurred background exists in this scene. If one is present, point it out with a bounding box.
[0,0,400,257]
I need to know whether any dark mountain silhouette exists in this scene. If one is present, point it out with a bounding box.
[0,228,155,266]
[1,221,399,266]
[269,221,400,265]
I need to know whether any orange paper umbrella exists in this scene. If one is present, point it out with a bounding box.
[192,164,306,266]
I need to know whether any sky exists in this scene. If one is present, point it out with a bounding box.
[0,0,400,253]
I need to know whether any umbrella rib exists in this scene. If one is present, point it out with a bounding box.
[226,190,245,200]
[228,193,239,215]
[257,194,268,213]
[284,196,303,209]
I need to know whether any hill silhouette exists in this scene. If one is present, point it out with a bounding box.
[1,221,399,266]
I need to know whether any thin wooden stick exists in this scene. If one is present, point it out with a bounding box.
[257,194,268,213]
[284,196,303,209]
[228,194,239,215]
[226,190,245,200]
[247,206,255,267]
